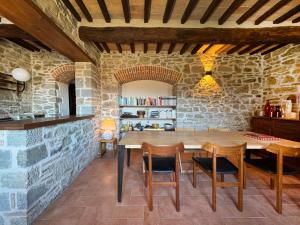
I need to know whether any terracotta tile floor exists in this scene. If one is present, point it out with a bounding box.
[34,151,300,225]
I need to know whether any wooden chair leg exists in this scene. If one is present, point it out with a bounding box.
[243,163,247,189]
[270,176,275,190]
[192,160,196,188]
[212,176,217,211]
[276,153,283,214]
[144,171,148,187]
[148,172,153,211]
[238,169,243,211]
[175,170,180,212]
[220,174,224,188]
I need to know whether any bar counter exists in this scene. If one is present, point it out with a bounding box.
[0,115,94,130]
[0,114,99,225]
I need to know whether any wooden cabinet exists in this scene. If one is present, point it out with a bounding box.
[252,117,300,142]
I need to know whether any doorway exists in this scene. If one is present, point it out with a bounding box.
[69,82,76,115]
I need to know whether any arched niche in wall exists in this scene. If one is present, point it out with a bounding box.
[50,63,76,116]
[114,66,181,86]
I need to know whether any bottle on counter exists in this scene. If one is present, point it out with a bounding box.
[274,106,282,118]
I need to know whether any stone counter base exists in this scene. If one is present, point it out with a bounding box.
[0,118,99,225]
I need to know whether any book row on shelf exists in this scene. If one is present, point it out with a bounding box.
[119,96,177,106]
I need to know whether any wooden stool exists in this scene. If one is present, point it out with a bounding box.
[99,138,118,158]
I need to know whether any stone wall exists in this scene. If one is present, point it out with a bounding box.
[0,40,32,117]
[263,44,300,106]
[100,51,264,130]
[31,51,72,115]
[0,118,99,225]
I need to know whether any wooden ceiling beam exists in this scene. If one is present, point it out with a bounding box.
[255,0,291,25]
[180,43,190,54]
[62,0,81,21]
[218,0,246,25]
[121,0,131,23]
[168,43,176,54]
[79,26,300,44]
[292,16,300,23]
[215,44,232,54]
[200,0,222,24]
[0,0,93,62]
[0,24,35,40]
[101,42,110,53]
[144,42,148,53]
[97,0,111,23]
[7,38,40,52]
[116,43,122,53]
[75,0,93,22]
[227,44,245,54]
[191,44,202,55]
[238,44,260,54]
[202,44,213,53]
[273,4,300,24]
[130,42,135,53]
[249,44,272,55]
[33,40,52,52]
[237,0,269,24]
[144,0,151,23]
[181,0,199,24]
[163,0,176,23]
[261,44,287,55]
[94,42,104,52]
[156,43,163,53]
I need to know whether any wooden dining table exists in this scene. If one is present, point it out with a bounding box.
[117,130,300,202]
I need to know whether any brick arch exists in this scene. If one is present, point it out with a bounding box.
[114,66,181,85]
[51,64,75,84]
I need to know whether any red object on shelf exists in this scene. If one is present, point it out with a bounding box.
[264,100,271,117]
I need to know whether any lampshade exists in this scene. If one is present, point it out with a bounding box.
[196,71,221,96]
[11,68,31,82]
[101,119,116,131]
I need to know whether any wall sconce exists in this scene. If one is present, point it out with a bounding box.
[0,68,31,94]
[11,68,31,82]
[197,71,221,96]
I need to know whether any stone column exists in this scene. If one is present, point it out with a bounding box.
[75,62,101,115]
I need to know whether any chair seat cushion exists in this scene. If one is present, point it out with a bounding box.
[143,156,175,172]
[244,158,300,175]
[192,157,238,174]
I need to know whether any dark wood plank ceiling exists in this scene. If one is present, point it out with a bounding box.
[60,0,299,56]
[66,0,299,25]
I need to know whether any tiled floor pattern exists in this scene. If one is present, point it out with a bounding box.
[34,151,300,225]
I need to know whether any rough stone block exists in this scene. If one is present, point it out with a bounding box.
[0,193,10,211]
[7,131,26,147]
[0,215,4,225]
[9,216,27,225]
[0,172,27,189]
[27,184,48,208]
[0,151,11,169]
[17,144,48,168]
[16,192,27,210]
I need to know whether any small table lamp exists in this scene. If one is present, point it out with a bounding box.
[97,119,118,158]
[100,118,116,140]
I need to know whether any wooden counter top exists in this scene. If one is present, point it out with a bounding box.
[252,116,300,122]
[0,115,94,130]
